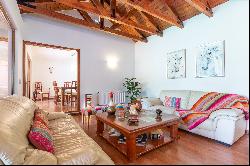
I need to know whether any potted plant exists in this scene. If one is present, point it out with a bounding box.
[123,78,142,104]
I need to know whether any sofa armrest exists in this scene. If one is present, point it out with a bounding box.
[209,108,244,120]
[46,112,67,121]
[141,98,163,109]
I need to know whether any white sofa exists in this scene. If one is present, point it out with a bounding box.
[0,96,114,165]
[141,90,248,145]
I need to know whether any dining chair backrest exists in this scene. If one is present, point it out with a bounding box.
[64,82,71,88]
[53,81,58,87]
[35,82,42,92]
[72,81,77,88]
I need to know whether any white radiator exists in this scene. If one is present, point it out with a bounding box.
[98,91,126,105]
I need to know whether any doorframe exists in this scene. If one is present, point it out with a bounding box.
[22,40,81,113]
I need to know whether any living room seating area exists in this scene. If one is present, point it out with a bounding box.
[142,90,248,145]
[0,0,249,165]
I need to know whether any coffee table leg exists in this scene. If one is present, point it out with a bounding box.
[126,134,137,162]
[96,119,104,136]
[170,123,179,141]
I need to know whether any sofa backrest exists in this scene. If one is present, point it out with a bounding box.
[0,96,38,165]
[187,91,208,109]
[159,90,191,109]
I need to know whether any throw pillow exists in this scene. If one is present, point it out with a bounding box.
[28,120,54,154]
[164,96,181,109]
[34,110,49,126]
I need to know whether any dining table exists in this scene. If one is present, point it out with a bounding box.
[59,86,77,106]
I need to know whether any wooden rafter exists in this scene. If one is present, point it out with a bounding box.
[140,11,162,35]
[110,8,137,30]
[110,0,116,17]
[56,0,157,35]
[17,0,228,42]
[19,4,147,42]
[77,9,93,23]
[184,0,213,17]
[120,0,184,28]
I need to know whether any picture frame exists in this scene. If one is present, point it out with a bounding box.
[196,40,225,78]
[166,49,186,79]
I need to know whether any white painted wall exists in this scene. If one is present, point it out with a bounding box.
[22,14,135,107]
[135,1,249,98]
[28,46,77,97]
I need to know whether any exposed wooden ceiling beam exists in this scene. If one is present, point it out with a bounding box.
[98,0,105,29]
[120,0,184,28]
[110,8,137,30]
[110,0,116,18]
[19,4,147,42]
[184,0,213,17]
[141,11,162,35]
[77,9,94,23]
[56,0,157,35]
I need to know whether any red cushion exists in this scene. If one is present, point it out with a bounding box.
[28,118,54,153]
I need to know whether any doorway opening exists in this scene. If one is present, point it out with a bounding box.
[23,41,80,114]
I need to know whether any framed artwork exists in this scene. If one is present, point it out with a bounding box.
[167,49,186,79]
[196,40,225,78]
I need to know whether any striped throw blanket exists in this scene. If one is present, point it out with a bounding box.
[176,92,249,130]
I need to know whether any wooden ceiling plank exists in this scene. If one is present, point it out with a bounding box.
[56,0,157,35]
[184,0,213,17]
[121,0,184,28]
[18,4,146,42]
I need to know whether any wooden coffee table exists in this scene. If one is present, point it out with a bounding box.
[95,111,180,162]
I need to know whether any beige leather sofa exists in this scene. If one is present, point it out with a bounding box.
[0,96,114,165]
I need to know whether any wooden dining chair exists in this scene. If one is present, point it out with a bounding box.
[34,82,50,101]
[54,86,61,105]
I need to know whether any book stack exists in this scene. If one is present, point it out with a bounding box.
[118,134,126,144]
[150,129,164,140]
[117,133,148,146]
[136,133,147,146]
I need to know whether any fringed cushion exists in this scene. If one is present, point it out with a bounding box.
[28,120,54,154]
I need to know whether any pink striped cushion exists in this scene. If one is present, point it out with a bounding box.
[164,96,182,109]
[28,119,54,153]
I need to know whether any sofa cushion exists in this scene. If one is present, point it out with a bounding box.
[148,105,176,115]
[141,98,163,108]
[23,149,57,165]
[28,120,54,153]
[209,109,244,119]
[187,91,207,109]
[180,118,217,131]
[48,116,114,165]
[159,90,191,109]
